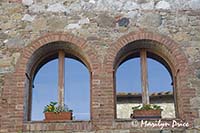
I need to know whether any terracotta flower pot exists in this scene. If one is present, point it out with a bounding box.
[131,109,162,120]
[44,112,73,121]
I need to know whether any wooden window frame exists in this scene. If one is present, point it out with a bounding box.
[140,49,150,105]
[116,48,175,107]
[58,50,65,106]
[27,49,91,121]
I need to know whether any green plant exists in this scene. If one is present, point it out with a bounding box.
[43,101,73,113]
[132,105,141,111]
[132,104,163,111]
[55,104,73,113]
[43,101,57,112]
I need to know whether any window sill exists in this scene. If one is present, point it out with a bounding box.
[25,120,91,123]
[23,120,92,132]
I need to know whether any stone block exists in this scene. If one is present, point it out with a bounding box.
[97,14,116,28]
[190,97,200,109]
[29,4,46,13]
[155,1,171,10]
[123,1,139,11]
[138,13,161,28]
[22,0,33,6]
[189,0,200,10]
[176,15,189,27]
[0,59,11,67]
[5,37,24,48]
[32,17,47,32]
[173,32,190,42]
[22,14,35,22]
[66,23,81,30]
[194,118,200,127]
[47,3,68,13]
[0,33,9,40]
[141,2,154,10]
[0,67,14,74]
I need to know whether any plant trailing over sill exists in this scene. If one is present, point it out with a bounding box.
[132,104,163,111]
[43,101,73,113]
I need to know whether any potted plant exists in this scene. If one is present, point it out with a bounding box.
[43,101,73,121]
[130,104,163,120]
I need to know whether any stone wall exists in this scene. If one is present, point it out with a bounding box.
[0,0,200,132]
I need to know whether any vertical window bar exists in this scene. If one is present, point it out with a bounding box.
[140,49,150,105]
[28,77,33,121]
[58,50,65,106]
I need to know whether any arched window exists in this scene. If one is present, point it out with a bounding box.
[115,41,176,119]
[25,42,91,121]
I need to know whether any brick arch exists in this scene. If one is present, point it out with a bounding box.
[18,32,98,72]
[21,33,99,120]
[3,32,99,130]
[106,31,197,122]
[13,33,100,83]
[107,32,188,72]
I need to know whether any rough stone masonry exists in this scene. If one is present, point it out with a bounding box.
[0,0,200,132]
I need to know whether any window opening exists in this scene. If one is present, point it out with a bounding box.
[31,53,90,121]
[116,49,175,119]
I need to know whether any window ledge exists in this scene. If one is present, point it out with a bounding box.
[25,120,91,123]
[23,120,92,132]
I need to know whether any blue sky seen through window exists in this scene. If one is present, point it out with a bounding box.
[116,58,172,93]
[147,58,172,93]
[32,59,58,120]
[32,58,90,121]
[32,57,172,120]
[65,59,90,120]
[116,58,142,93]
